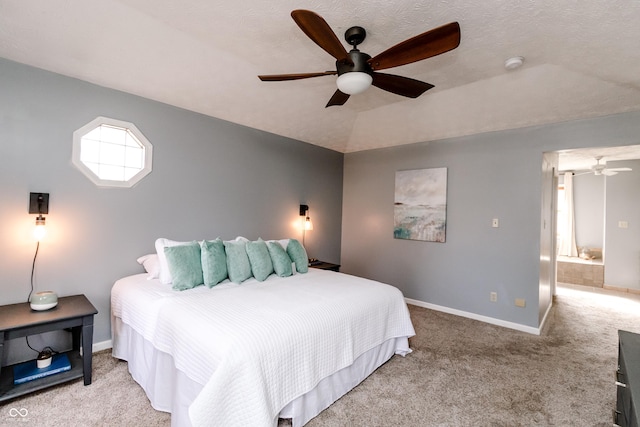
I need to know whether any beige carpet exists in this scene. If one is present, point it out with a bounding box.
[2,284,639,426]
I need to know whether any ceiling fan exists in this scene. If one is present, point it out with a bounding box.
[258,10,461,107]
[575,156,633,176]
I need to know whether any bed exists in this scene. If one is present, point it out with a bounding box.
[111,239,415,427]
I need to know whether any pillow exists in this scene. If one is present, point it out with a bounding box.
[245,239,274,282]
[287,239,309,273]
[277,239,290,250]
[267,241,293,277]
[155,238,190,284]
[201,239,228,287]
[164,242,204,291]
[223,240,252,284]
[137,254,160,279]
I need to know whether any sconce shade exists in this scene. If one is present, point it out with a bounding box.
[300,204,313,231]
[34,215,46,241]
[304,217,314,231]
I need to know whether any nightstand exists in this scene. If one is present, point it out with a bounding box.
[0,294,98,402]
[616,330,640,427]
[309,261,340,272]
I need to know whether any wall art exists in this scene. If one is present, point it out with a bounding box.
[394,167,447,242]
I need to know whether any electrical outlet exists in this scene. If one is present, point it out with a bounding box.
[490,292,497,302]
[515,298,526,307]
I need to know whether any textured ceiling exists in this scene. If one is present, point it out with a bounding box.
[1,0,640,154]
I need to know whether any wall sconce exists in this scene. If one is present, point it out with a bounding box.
[29,192,49,241]
[299,204,313,248]
[27,192,58,310]
[299,204,313,231]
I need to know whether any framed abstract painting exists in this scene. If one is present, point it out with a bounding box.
[394,168,447,242]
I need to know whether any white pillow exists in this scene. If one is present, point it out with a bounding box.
[155,238,190,284]
[278,239,290,250]
[136,254,160,280]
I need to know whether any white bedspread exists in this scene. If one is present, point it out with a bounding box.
[111,269,415,427]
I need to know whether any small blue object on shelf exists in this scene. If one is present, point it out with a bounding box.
[13,353,71,385]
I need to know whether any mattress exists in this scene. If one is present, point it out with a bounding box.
[111,269,415,426]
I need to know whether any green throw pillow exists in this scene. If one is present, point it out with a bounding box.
[245,239,274,281]
[201,239,228,287]
[287,239,308,273]
[164,242,204,291]
[267,241,293,277]
[223,240,252,283]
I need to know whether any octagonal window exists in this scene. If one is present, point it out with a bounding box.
[72,117,153,188]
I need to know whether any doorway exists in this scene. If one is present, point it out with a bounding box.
[554,145,640,293]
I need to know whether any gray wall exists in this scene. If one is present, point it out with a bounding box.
[566,159,640,290]
[605,159,640,290]
[0,58,343,361]
[342,111,640,329]
[573,172,605,250]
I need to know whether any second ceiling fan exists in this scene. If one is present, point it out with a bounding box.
[258,10,461,107]
[575,156,633,176]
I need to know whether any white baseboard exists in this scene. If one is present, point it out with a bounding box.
[405,298,541,335]
[538,299,553,334]
[93,339,112,353]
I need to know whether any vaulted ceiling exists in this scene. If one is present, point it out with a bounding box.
[1,1,640,154]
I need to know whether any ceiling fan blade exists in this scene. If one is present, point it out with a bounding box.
[368,22,461,71]
[606,167,632,172]
[258,71,337,81]
[602,170,619,176]
[291,10,352,63]
[371,72,434,98]
[325,89,350,107]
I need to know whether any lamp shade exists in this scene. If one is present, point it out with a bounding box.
[34,215,46,241]
[336,72,372,95]
[304,217,314,231]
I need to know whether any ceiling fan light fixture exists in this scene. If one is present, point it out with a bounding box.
[260,11,462,107]
[336,72,372,95]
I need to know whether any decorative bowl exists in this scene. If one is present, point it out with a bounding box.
[30,291,58,311]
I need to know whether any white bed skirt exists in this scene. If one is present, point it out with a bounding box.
[112,316,409,427]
